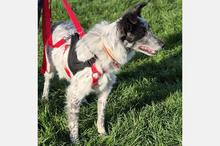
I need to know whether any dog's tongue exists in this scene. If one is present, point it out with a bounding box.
[139,46,156,54]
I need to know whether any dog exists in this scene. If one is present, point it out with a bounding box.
[41,2,165,142]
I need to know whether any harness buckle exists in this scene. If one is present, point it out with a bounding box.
[87,60,93,66]
[77,28,84,35]
[63,35,71,42]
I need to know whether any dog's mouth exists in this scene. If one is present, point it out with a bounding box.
[138,46,157,55]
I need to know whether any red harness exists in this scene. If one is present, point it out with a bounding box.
[41,0,104,86]
[91,63,106,86]
[63,44,104,86]
[41,0,85,74]
[63,44,71,78]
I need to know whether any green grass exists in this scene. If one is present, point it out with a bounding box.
[38,0,182,145]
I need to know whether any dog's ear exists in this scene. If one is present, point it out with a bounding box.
[129,2,148,17]
[117,12,139,40]
[123,2,148,24]
[117,2,148,40]
[126,12,138,24]
[117,12,136,37]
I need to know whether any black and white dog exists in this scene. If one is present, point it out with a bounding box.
[41,2,165,142]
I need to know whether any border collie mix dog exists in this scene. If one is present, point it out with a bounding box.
[41,2,165,142]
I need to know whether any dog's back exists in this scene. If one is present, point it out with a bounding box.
[47,22,77,79]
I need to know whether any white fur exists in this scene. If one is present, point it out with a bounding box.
[42,20,133,141]
[41,13,163,142]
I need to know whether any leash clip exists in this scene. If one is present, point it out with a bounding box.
[77,28,84,35]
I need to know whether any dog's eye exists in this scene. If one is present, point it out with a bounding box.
[128,36,133,40]
[143,27,147,34]
[126,36,133,42]
[130,25,132,31]
[130,25,134,32]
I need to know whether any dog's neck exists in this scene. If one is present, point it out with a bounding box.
[76,20,133,72]
[100,21,128,65]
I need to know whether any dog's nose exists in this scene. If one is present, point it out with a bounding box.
[158,40,165,48]
[161,42,165,48]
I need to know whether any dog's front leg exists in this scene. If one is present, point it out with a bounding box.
[97,88,111,135]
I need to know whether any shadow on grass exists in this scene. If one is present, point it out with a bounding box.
[104,32,182,132]
[116,48,181,106]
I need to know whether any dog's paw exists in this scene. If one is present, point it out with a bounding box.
[98,129,107,136]
[81,98,88,106]
[81,98,88,104]
[41,96,49,101]
[70,135,80,144]
[97,124,107,136]
[99,132,109,139]
[71,139,80,145]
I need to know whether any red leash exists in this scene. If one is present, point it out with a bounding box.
[40,0,106,86]
[62,0,85,38]
[40,0,51,73]
[40,0,85,73]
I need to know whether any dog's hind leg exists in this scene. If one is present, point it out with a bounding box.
[65,73,93,142]
[42,71,54,101]
[65,94,82,142]
[42,46,55,101]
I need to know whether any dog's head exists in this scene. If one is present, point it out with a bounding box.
[117,2,165,56]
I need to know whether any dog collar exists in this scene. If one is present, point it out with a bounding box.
[102,42,120,69]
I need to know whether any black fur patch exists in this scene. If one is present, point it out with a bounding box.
[117,2,148,43]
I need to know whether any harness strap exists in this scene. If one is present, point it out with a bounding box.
[62,0,85,38]
[63,45,71,78]
[91,63,105,86]
[47,35,66,48]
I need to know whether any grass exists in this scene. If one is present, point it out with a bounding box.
[38,0,182,145]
